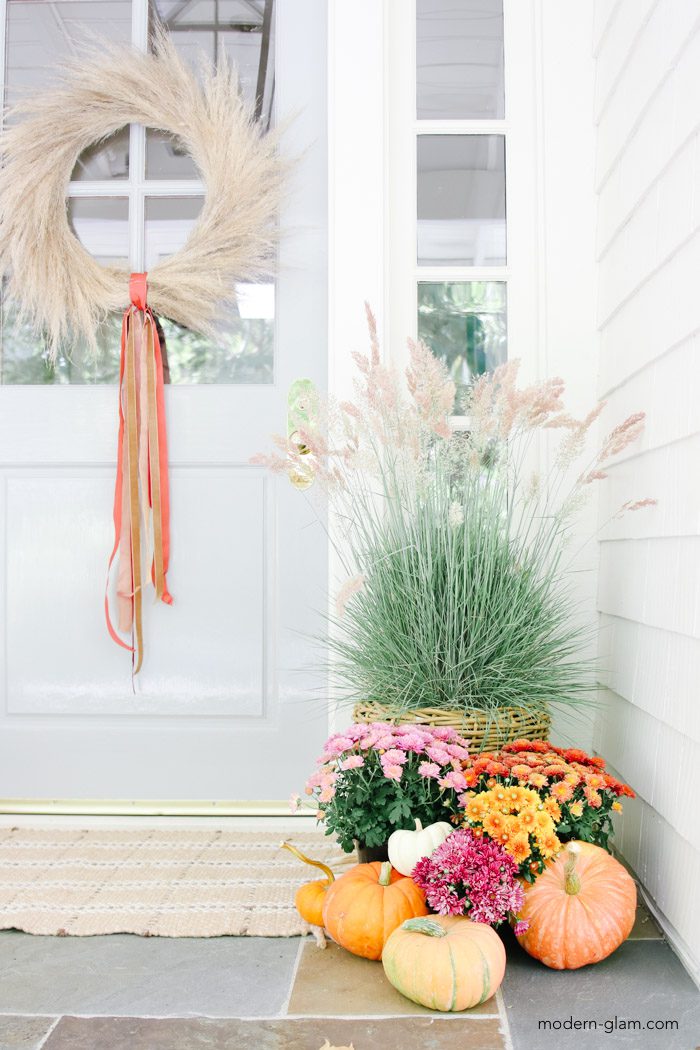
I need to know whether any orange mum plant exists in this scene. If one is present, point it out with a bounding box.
[458,740,634,869]
[462,784,561,879]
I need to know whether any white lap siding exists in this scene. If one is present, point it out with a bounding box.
[593,0,700,984]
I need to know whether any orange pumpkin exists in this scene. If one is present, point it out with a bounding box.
[281,841,335,927]
[383,916,506,1011]
[515,840,636,969]
[322,860,428,960]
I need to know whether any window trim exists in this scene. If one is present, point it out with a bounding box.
[383,0,543,401]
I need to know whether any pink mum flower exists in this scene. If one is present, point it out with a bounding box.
[383,764,404,781]
[430,727,456,742]
[324,735,354,757]
[341,755,365,771]
[426,745,451,766]
[419,761,441,778]
[439,770,468,792]
[412,828,524,926]
[381,748,408,766]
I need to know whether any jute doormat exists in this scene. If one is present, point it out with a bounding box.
[0,826,353,938]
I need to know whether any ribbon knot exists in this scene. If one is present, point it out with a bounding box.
[129,272,148,311]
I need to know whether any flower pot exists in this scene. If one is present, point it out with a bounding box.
[352,701,551,752]
[354,839,390,864]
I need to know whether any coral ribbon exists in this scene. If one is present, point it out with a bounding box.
[105,273,172,674]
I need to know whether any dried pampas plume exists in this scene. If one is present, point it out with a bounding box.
[0,31,286,358]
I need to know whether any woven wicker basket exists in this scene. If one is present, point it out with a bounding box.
[352,701,550,753]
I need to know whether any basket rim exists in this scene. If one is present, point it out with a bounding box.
[352,700,550,723]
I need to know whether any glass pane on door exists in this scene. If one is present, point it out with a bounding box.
[144,196,275,383]
[5,1,132,108]
[149,0,275,118]
[5,1,133,178]
[417,280,507,410]
[416,0,504,119]
[417,134,506,266]
[0,197,129,384]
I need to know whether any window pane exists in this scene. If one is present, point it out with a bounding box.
[416,0,504,119]
[5,1,132,179]
[146,0,275,178]
[417,134,506,266]
[417,281,506,410]
[72,128,130,182]
[70,197,130,266]
[146,130,199,180]
[1,197,129,384]
[145,196,274,383]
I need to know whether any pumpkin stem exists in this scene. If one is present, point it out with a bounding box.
[414,818,423,832]
[564,842,582,895]
[280,841,335,884]
[378,861,393,886]
[401,917,447,938]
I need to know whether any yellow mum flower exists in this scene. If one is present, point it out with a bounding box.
[483,812,505,837]
[569,800,584,817]
[543,798,562,822]
[518,808,537,830]
[539,832,561,857]
[508,834,531,864]
[612,801,623,812]
[466,798,487,821]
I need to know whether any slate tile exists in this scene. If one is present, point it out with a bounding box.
[501,936,700,1050]
[289,940,499,1017]
[0,1016,57,1050]
[0,932,298,1017]
[43,1015,506,1050]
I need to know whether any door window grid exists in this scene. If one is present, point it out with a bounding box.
[413,0,507,416]
[0,0,276,385]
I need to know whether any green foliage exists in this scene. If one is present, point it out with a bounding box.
[320,750,459,853]
[329,451,595,722]
[556,801,615,852]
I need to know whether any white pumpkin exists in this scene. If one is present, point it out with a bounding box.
[388,818,453,876]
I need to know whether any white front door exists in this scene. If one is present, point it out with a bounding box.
[0,0,328,806]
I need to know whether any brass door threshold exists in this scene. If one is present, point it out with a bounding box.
[0,799,296,817]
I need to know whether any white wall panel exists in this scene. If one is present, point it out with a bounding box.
[593,0,656,121]
[596,0,700,187]
[598,616,700,742]
[595,0,700,979]
[592,0,620,58]
[599,232,700,393]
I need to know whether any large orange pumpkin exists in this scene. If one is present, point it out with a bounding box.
[383,916,506,1011]
[281,841,335,927]
[322,861,428,960]
[515,840,636,969]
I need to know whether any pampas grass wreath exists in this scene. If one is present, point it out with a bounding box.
[0,31,285,357]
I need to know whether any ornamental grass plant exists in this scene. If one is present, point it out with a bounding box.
[255,306,652,728]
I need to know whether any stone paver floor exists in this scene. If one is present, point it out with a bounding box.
[0,899,698,1050]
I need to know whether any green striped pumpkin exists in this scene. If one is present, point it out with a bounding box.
[382,916,505,1012]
